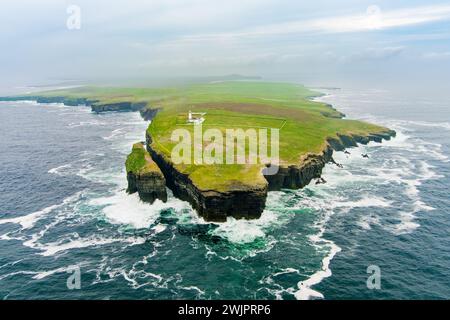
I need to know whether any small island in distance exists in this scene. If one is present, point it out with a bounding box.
[1,81,395,222]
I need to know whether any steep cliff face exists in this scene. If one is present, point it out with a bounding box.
[91,102,147,113]
[126,143,167,204]
[265,130,396,190]
[140,108,160,121]
[127,170,167,203]
[146,129,396,221]
[146,132,267,222]
[0,96,149,114]
[1,94,397,222]
[0,95,99,106]
[265,147,333,191]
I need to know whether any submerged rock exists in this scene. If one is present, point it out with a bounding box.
[126,142,167,204]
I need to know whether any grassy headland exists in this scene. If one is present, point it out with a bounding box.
[3,81,394,194]
[125,142,160,174]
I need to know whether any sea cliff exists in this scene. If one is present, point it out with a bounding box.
[1,82,397,222]
[145,123,395,222]
[126,142,167,204]
[145,132,267,222]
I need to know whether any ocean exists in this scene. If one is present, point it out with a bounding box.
[0,87,449,299]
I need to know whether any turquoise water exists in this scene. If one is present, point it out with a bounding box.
[0,89,449,299]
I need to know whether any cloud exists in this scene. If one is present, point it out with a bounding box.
[141,53,279,68]
[305,4,450,33]
[422,51,450,59]
[1,1,449,86]
[139,47,404,70]
[181,4,450,42]
[349,46,405,61]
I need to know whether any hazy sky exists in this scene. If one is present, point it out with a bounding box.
[1,0,450,91]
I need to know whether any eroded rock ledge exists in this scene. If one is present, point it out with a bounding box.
[146,129,395,222]
[126,142,167,204]
[0,96,149,114]
[1,95,396,222]
[145,132,267,222]
[265,130,396,190]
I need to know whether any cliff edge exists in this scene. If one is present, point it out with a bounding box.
[126,142,167,204]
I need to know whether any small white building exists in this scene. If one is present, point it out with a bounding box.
[187,110,206,124]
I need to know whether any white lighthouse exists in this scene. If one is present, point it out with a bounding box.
[187,109,206,124]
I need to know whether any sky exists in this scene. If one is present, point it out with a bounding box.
[1,0,450,92]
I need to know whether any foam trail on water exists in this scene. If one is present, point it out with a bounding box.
[295,238,341,300]
[26,236,145,257]
[0,192,83,230]
[48,164,72,175]
[89,190,190,229]
[290,118,446,299]
[211,209,283,244]
[32,262,90,280]
[208,192,294,244]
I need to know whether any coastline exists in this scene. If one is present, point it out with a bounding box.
[1,86,448,301]
[0,88,396,222]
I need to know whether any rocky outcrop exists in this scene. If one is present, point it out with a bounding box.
[145,129,396,222]
[320,103,346,118]
[91,102,147,113]
[126,143,167,204]
[146,132,267,222]
[0,95,149,114]
[265,147,333,191]
[265,130,396,190]
[2,94,397,222]
[0,95,98,106]
[140,107,160,121]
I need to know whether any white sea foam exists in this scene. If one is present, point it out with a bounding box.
[103,128,125,140]
[389,211,421,235]
[211,218,266,244]
[294,235,341,300]
[331,128,443,235]
[210,193,290,244]
[271,268,300,278]
[357,215,381,230]
[0,190,149,257]
[68,120,107,128]
[0,207,57,230]
[32,263,90,280]
[289,118,447,298]
[48,164,72,175]
[333,196,392,210]
[178,285,206,298]
[0,192,83,230]
[90,189,190,229]
[23,232,145,257]
[400,120,450,131]
[0,271,37,281]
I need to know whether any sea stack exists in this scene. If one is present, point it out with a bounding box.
[126,142,167,203]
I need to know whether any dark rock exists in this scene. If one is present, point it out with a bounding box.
[264,130,396,190]
[146,132,267,222]
[144,129,396,222]
[126,143,167,204]
[91,101,147,113]
[140,108,160,121]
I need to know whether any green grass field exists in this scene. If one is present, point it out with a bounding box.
[125,143,160,174]
[20,81,392,192]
